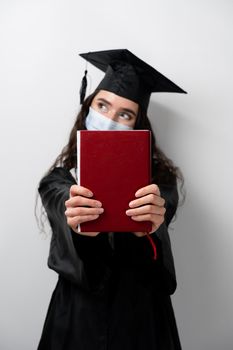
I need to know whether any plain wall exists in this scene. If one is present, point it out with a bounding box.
[0,0,232,349]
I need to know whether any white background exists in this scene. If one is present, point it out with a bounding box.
[0,0,232,349]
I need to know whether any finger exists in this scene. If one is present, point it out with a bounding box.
[130,213,164,226]
[65,207,104,218]
[129,194,165,208]
[65,196,102,209]
[132,232,147,237]
[70,184,93,198]
[67,214,100,228]
[74,231,100,237]
[126,205,166,217]
[135,184,160,198]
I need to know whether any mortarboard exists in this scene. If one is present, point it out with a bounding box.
[79,49,187,111]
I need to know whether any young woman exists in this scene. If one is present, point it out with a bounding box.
[37,49,186,350]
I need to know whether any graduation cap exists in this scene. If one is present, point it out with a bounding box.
[79,49,187,111]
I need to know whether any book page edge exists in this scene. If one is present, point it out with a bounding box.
[76,130,81,233]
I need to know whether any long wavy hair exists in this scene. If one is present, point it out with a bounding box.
[36,90,185,233]
[49,91,184,191]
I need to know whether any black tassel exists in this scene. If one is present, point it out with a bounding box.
[79,70,88,104]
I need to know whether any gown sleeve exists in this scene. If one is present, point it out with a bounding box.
[151,182,179,294]
[38,167,112,294]
[116,181,179,296]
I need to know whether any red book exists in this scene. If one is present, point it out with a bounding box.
[77,130,152,233]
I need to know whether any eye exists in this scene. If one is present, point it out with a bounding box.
[97,102,108,113]
[118,112,132,121]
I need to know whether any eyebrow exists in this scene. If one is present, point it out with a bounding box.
[96,98,137,117]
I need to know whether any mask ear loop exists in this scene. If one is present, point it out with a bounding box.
[145,232,157,260]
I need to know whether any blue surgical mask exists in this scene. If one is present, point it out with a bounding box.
[85,107,133,131]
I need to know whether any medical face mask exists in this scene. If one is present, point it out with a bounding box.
[85,107,133,131]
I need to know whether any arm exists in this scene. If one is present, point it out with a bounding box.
[39,167,112,294]
[125,181,179,295]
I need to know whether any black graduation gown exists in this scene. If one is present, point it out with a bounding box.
[37,167,182,350]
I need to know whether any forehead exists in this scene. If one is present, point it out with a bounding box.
[94,90,139,110]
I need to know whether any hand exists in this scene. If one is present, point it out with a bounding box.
[126,184,166,236]
[65,185,104,237]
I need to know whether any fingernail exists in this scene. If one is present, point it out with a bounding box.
[96,202,102,207]
[87,191,93,197]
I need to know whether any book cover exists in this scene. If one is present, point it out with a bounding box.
[77,130,152,233]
